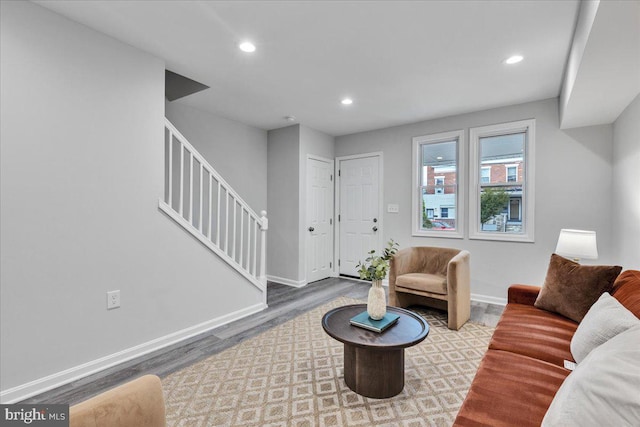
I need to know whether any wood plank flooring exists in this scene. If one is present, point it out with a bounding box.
[20,277,503,405]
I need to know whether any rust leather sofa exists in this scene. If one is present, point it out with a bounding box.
[453,269,640,427]
[70,374,166,427]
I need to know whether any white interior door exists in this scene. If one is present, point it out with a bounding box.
[306,157,334,283]
[339,155,381,277]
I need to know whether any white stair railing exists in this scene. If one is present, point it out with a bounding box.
[159,118,268,291]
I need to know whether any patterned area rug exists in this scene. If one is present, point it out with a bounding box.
[163,297,494,427]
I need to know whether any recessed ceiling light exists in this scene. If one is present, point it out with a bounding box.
[505,55,524,65]
[284,115,297,122]
[436,156,443,160]
[341,98,353,105]
[239,41,256,53]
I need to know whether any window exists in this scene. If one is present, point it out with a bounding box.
[469,119,535,242]
[481,167,491,183]
[412,130,465,238]
[434,176,445,194]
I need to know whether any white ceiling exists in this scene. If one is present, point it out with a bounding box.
[35,0,581,136]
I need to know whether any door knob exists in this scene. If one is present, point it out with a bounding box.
[372,226,378,232]
[308,227,315,232]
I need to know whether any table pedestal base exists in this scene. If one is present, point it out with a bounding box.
[343,344,404,398]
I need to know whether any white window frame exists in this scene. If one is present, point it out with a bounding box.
[412,129,465,239]
[469,119,535,242]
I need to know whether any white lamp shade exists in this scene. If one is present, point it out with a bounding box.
[555,229,598,260]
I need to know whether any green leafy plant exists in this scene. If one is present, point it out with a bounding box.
[480,188,509,224]
[422,199,433,228]
[356,239,400,281]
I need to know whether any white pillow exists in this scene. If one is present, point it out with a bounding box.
[570,292,639,363]
[542,325,640,427]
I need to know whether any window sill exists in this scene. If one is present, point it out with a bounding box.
[412,230,464,239]
[468,232,534,243]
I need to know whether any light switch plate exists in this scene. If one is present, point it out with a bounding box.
[387,204,399,213]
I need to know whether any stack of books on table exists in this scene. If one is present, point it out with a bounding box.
[350,311,400,333]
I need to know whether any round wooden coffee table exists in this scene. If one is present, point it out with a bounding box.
[321,304,429,398]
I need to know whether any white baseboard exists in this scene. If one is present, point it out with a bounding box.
[0,302,267,404]
[471,293,507,306]
[267,275,307,288]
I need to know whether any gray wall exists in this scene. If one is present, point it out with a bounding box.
[267,125,301,282]
[0,1,262,395]
[267,124,335,284]
[300,125,335,161]
[336,98,615,300]
[612,95,640,269]
[165,101,267,212]
[298,125,335,281]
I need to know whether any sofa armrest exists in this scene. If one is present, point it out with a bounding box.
[70,375,166,427]
[508,284,541,306]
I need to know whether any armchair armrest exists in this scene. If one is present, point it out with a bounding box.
[447,250,470,295]
[446,250,471,330]
[508,284,541,306]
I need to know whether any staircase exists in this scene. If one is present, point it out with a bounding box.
[159,118,268,293]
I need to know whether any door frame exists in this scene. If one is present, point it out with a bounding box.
[334,152,384,278]
[305,154,335,283]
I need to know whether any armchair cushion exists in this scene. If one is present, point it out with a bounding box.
[396,273,447,294]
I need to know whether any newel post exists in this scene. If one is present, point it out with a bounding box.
[259,210,268,287]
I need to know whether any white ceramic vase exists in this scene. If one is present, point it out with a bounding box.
[367,279,387,320]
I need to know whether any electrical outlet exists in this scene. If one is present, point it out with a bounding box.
[107,290,120,310]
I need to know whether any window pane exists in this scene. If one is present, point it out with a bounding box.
[420,140,457,231]
[481,167,491,183]
[479,133,525,234]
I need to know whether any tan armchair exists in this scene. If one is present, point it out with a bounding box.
[389,247,470,330]
[70,375,166,427]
